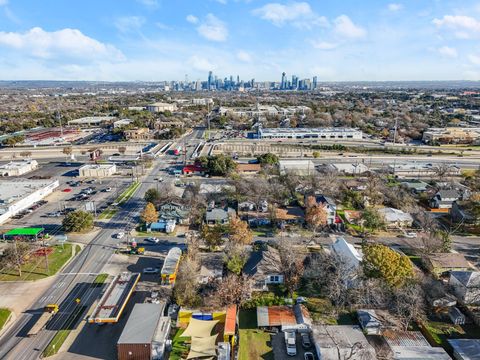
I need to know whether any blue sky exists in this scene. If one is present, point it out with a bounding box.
[0,0,480,81]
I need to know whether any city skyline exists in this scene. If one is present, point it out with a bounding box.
[0,0,479,81]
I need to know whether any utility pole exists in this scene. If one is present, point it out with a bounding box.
[393,118,398,146]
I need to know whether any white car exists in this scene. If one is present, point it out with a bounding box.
[403,232,417,238]
[115,232,125,239]
[143,267,159,274]
[104,187,112,192]
[146,237,160,244]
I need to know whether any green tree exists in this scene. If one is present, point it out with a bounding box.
[141,202,158,224]
[312,151,320,158]
[62,210,94,232]
[144,188,161,204]
[257,153,279,166]
[196,155,237,176]
[362,243,414,287]
[361,207,385,232]
[201,224,226,251]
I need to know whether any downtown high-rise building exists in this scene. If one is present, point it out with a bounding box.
[281,72,287,90]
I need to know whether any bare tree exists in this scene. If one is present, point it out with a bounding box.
[277,238,305,296]
[205,274,253,308]
[390,281,425,331]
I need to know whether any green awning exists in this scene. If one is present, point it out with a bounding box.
[4,227,45,236]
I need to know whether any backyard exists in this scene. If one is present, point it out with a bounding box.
[169,328,189,360]
[0,244,79,281]
[0,308,11,330]
[238,310,273,360]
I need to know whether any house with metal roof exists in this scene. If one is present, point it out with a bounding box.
[448,339,480,360]
[378,207,414,228]
[430,189,461,209]
[449,271,480,305]
[382,330,451,360]
[117,302,169,360]
[357,309,382,335]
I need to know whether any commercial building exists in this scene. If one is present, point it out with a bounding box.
[258,127,363,140]
[67,116,115,127]
[0,160,38,177]
[0,179,59,224]
[218,104,311,118]
[389,163,461,177]
[422,127,480,144]
[78,164,117,178]
[124,128,153,141]
[146,102,177,113]
[279,160,315,175]
[117,302,170,360]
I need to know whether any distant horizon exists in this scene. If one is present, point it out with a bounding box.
[0,1,480,81]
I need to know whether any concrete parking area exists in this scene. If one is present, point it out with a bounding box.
[272,332,316,360]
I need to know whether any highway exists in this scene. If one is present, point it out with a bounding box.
[0,129,203,359]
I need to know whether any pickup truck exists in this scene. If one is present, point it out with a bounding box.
[27,304,59,337]
[284,331,297,356]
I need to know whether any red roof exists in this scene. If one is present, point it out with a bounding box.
[224,305,237,335]
[183,165,205,173]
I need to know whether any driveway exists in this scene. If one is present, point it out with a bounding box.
[271,332,316,360]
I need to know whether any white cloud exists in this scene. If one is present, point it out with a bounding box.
[433,15,480,39]
[388,3,403,12]
[114,16,145,33]
[0,27,124,60]
[252,2,328,28]
[186,14,199,24]
[437,46,458,58]
[236,50,252,62]
[468,54,480,65]
[136,0,158,8]
[214,0,227,4]
[187,55,216,71]
[333,15,366,39]
[196,14,228,42]
[0,0,8,6]
[311,40,338,50]
[155,22,171,30]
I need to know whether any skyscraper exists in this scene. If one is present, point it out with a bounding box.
[313,76,318,90]
[281,72,286,90]
[207,71,213,90]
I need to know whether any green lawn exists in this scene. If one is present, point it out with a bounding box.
[98,208,117,220]
[116,181,141,205]
[169,328,190,360]
[0,308,12,330]
[421,320,480,350]
[92,273,109,287]
[0,244,75,281]
[42,305,87,357]
[238,310,273,360]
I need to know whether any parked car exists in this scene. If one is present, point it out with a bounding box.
[143,267,159,274]
[284,331,297,356]
[145,237,160,244]
[104,187,112,192]
[304,352,314,360]
[115,232,125,239]
[301,333,312,349]
[403,232,417,238]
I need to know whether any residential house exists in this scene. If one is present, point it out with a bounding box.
[423,253,471,277]
[204,207,236,225]
[238,201,271,227]
[357,309,381,335]
[448,339,480,360]
[343,210,363,225]
[158,202,190,225]
[198,252,224,284]
[311,325,377,360]
[382,330,451,360]
[451,201,480,225]
[150,219,176,233]
[449,271,480,305]
[378,207,414,228]
[401,180,430,194]
[331,237,363,286]
[274,206,305,226]
[430,189,461,209]
[310,194,337,225]
[243,246,283,291]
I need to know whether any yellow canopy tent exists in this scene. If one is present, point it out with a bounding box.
[186,335,218,359]
[181,318,218,338]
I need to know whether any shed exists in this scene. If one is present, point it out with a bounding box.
[256,306,296,328]
[449,306,466,325]
[357,309,381,335]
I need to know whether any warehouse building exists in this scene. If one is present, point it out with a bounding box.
[113,119,134,128]
[257,127,363,140]
[146,102,177,113]
[78,164,117,178]
[117,302,170,360]
[67,116,115,127]
[0,160,38,177]
[0,179,59,224]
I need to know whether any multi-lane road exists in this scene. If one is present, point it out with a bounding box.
[0,129,204,359]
